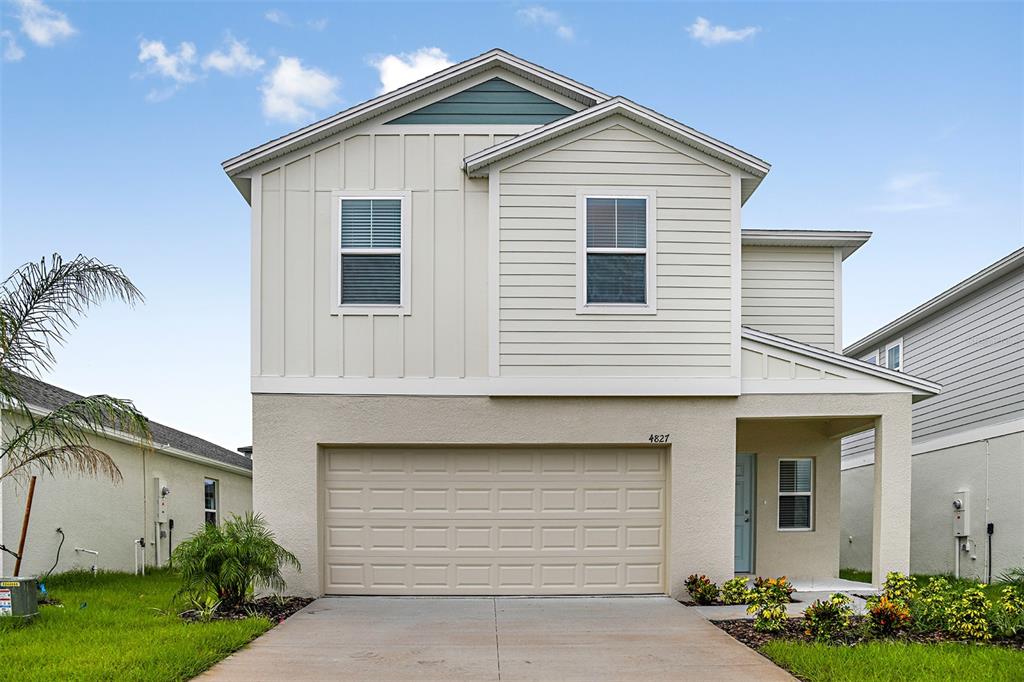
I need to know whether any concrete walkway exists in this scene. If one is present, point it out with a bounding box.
[201,596,792,681]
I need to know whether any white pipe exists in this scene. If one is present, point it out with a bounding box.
[984,439,991,582]
[154,523,161,567]
[955,537,960,579]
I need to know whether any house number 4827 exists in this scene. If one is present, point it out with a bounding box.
[648,434,670,443]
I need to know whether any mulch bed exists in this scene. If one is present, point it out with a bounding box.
[712,616,1024,651]
[182,596,314,624]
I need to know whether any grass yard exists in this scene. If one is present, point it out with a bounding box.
[761,640,1024,682]
[839,568,1008,600]
[0,569,272,682]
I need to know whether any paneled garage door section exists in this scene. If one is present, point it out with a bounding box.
[322,447,666,595]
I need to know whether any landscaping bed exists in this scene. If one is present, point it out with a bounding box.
[181,595,313,624]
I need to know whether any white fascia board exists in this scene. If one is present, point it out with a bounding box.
[845,246,1024,356]
[741,327,941,397]
[17,403,253,478]
[252,376,741,397]
[741,229,872,260]
[464,97,771,182]
[222,49,608,179]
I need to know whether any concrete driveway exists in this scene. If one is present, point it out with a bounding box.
[202,596,791,681]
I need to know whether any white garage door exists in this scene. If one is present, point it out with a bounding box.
[322,447,666,595]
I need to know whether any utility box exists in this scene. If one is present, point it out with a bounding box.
[953,491,969,538]
[0,577,38,619]
[155,477,169,523]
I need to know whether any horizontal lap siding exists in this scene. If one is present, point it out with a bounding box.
[842,265,1024,464]
[742,246,836,349]
[498,124,733,377]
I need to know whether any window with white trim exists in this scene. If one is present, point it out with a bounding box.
[884,340,902,371]
[204,478,218,525]
[778,459,813,530]
[337,196,406,308]
[578,193,656,312]
[860,351,878,365]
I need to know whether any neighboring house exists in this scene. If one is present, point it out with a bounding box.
[223,49,938,597]
[1,375,253,576]
[841,247,1024,581]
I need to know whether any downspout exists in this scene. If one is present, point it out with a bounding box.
[984,439,991,583]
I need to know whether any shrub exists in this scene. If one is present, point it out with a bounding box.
[172,512,301,608]
[867,595,911,636]
[746,576,792,632]
[753,576,795,603]
[880,571,915,608]
[684,574,720,605]
[910,576,954,632]
[721,577,753,605]
[945,586,991,641]
[803,593,853,643]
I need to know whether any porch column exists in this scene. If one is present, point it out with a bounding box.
[871,396,913,584]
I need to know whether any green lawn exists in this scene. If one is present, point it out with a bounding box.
[761,641,1024,682]
[0,569,271,682]
[839,568,1008,600]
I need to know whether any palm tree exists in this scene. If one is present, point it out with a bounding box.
[0,254,151,483]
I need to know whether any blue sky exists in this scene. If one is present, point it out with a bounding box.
[3,1,1022,449]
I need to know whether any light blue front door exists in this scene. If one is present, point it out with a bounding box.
[735,454,755,573]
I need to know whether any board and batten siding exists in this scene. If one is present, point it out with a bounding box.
[842,264,1024,464]
[257,128,520,379]
[497,122,735,377]
[742,246,838,350]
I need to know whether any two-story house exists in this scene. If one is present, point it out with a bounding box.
[841,247,1023,582]
[223,49,938,598]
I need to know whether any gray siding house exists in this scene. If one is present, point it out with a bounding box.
[223,49,939,598]
[841,247,1024,580]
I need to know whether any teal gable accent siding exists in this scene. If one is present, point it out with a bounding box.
[385,78,576,125]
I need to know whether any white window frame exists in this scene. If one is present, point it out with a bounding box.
[330,190,412,315]
[777,458,813,532]
[860,350,879,365]
[884,338,903,372]
[204,478,219,526]
[576,189,657,315]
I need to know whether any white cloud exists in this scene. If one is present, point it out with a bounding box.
[686,17,759,46]
[202,36,264,76]
[264,9,291,26]
[370,47,453,94]
[307,18,328,31]
[517,5,574,41]
[261,56,340,123]
[138,38,197,84]
[12,0,75,47]
[1,30,25,62]
[869,171,955,212]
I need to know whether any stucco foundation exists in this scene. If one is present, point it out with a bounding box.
[254,391,913,596]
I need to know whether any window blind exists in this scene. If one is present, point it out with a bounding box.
[585,197,647,305]
[340,198,402,305]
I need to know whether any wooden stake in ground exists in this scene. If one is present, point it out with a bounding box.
[13,476,37,577]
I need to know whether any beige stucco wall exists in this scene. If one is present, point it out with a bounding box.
[737,419,841,580]
[841,429,1024,580]
[1,413,252,576]
[253,391,912,596]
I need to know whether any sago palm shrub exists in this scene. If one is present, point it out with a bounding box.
[173,513,300,607]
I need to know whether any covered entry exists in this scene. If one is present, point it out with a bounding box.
[322,447,666,595]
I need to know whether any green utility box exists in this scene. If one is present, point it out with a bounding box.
[0,577,38,618]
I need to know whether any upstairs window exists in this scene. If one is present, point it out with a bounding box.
[778,459,813,531]
[578,192,656,313]
[335,195,409,312]
[885,340,903,371]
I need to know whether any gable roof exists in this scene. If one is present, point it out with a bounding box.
[462,97,771,203]
[845,246,1024,357]
[742,326,941,398]
[11,374,252,474]
[222,49,608,182]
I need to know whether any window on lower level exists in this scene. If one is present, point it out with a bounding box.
[204,478,218,525]
[778,459,813,531]
[338,197,405,307]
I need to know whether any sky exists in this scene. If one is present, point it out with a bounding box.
[2,1,1022,450]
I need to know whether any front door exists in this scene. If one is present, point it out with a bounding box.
[735,453,755,573]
